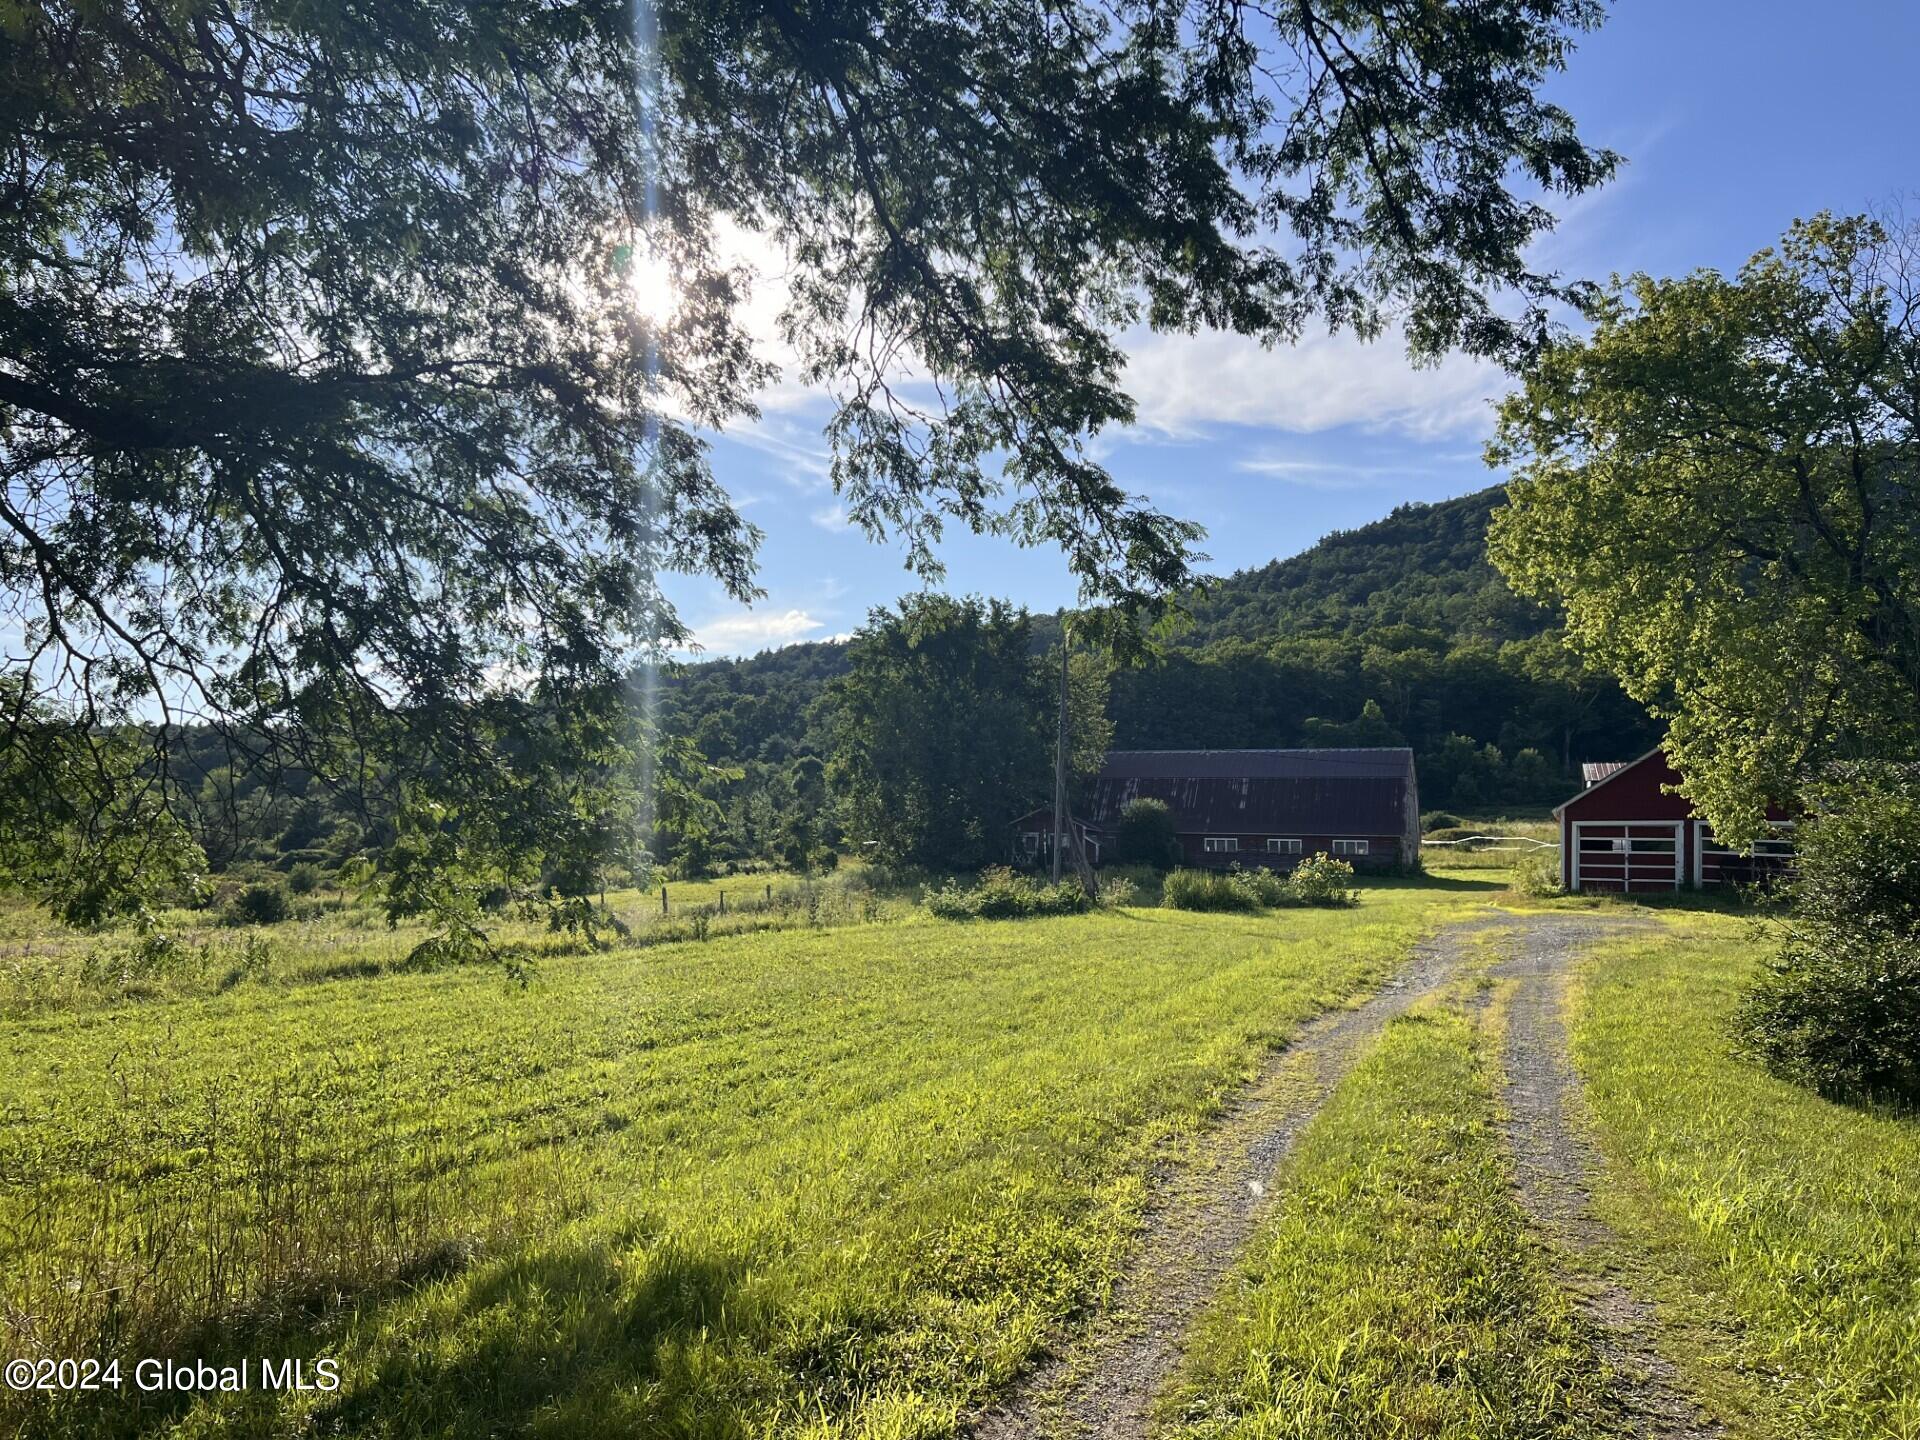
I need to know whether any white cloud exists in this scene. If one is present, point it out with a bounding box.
[684,607,826,656]
[1121,324,1508,440]
[709,215,1518,453]
[720,411,834,491]
[810,502,851,531]
[1233,453,1483,490]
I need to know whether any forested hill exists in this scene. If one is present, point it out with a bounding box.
[1169,485,1552,647]
[654,488,1533,765]
[654,485,1659,865]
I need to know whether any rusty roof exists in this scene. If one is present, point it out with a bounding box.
[1581,760,1630,786]
[1087,749,1415,836]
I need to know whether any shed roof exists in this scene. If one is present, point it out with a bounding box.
[1087,749,1415,836]
[1581,760,1629,786]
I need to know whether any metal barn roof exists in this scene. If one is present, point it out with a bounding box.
[1087,749,1415,835]
[1101,748,1416,779]
[1582,760,1630,786]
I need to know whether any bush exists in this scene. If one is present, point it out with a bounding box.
[1162,857,1359,913]
[1422,810,1465,833]
[1288,853,1359,906]
[925,866,1093,920]
[1735,782,1920,1103]
[226,882,291,926]
[1113,797,1183,870]
[1161,868,1262,913]
[1511,847,1563,897]
[1736,933,1920,1102]
[1097,874,1139,908]
[1227,864,1293,907]
[287,862,324,896]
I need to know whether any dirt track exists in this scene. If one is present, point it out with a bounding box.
[971,910,1721,1440]
[968,915,1508,1440]
[1494,917,1724,1439]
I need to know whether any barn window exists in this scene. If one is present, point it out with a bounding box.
[1266,838,1302,854]
[1331,839,1370,856]
[1203,836,1240,853]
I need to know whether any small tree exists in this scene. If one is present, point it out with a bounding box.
[1114,798,1182,871]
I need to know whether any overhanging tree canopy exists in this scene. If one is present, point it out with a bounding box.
[1,0,1615,919]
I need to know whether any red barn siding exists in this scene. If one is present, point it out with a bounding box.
[1175,834,1404,871]
[1556,748,1793,892]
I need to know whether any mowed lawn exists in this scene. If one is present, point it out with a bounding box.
[1,878,1487,1439]
[1570,918,1920,1440]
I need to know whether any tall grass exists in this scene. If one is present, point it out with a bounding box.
[1572,919,1920,1439]
[0,870,889,1017]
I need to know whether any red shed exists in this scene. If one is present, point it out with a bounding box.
[1555,747,1793,893]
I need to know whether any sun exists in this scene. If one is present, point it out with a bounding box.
[624,245,677,326]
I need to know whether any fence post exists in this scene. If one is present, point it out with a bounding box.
[661,885,668,915]
[765,883,772,905]
[719,890,726,914]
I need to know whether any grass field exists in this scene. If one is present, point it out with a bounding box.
[5,865,1913,1440]
[0,874,1491,1438]
[0,868,867,1016]
[1570,918,1920,1440]
[1417,817,1560,873]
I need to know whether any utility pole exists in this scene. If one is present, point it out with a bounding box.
[1052,623,1070,884]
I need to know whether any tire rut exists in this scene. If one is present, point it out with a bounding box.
[1494,915,1725,1440]
[967,913,1510,1440]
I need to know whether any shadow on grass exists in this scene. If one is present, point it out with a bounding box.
[1512,886,1786,918]
[310,1241,760,1438]
[20,1239,766,1440]
[10,1240,486,1440]
[1362,870,1507,893]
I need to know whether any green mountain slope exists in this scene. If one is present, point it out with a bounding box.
[1171,485,1552,646]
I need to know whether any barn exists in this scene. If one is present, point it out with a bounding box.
[1556,746,1794,892]
[1015,748,1421,872]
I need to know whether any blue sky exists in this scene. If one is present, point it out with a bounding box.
[668,1,1920,656]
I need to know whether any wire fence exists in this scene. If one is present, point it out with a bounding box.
[1422,834,1560,851]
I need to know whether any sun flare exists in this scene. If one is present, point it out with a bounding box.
[626,246,676,326]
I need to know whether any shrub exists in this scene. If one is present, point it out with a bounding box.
[287,862,324,896]
[1422,810,1465,833]
[1735,781,1920,1102]
[226,882,291,926]
[925,866,1093,920]
[1736,932,1920,1101]
[1163,858,1361,913]
[1511,847,1563,897]
[1113,797,1183,870]
[1227,864,1293,907]
[1161,868,1261,913]
[1288,853,1359,906]
[1098,874,1139,908]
